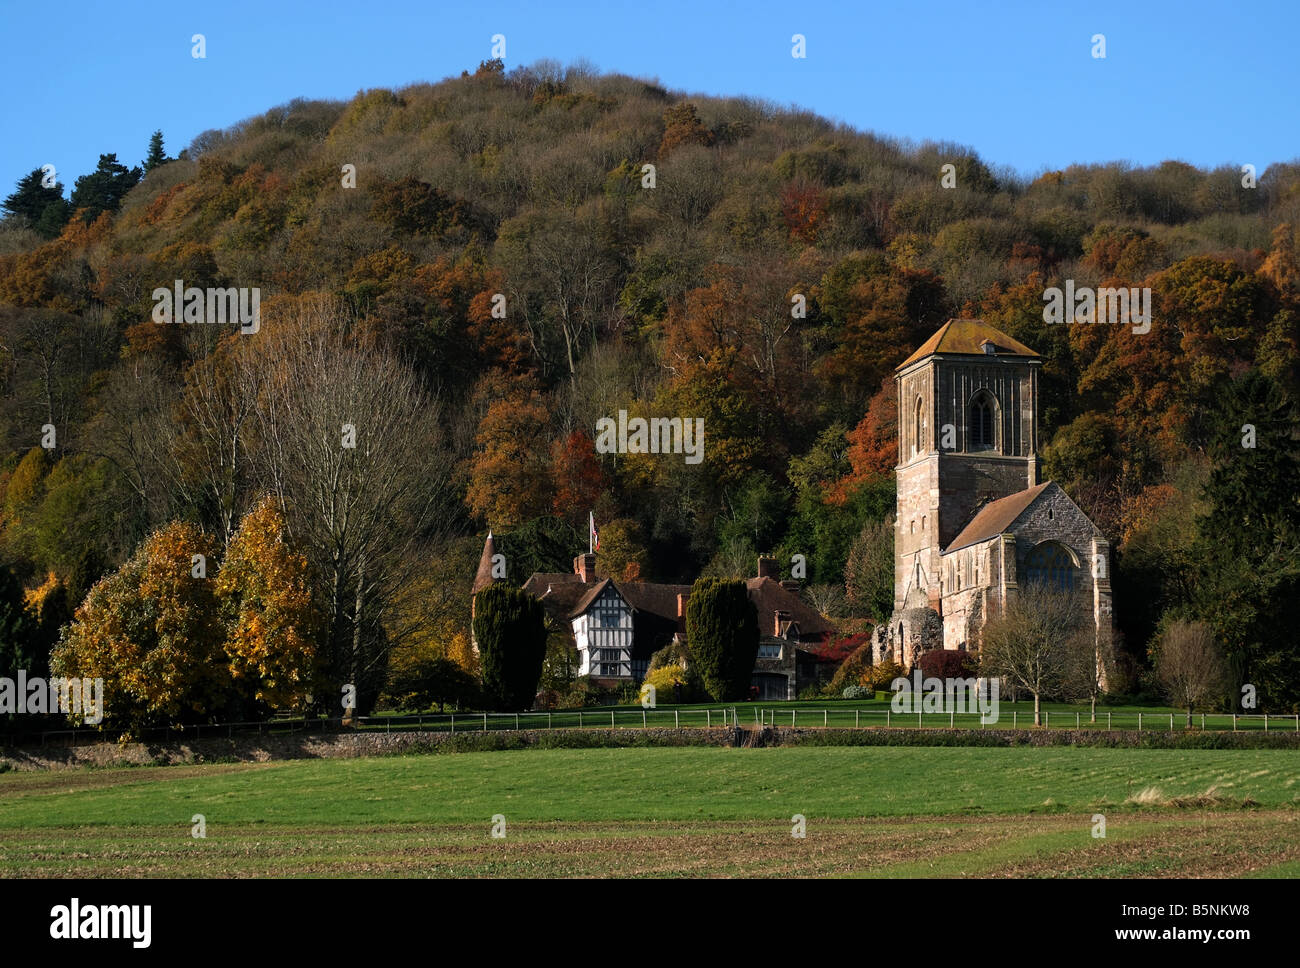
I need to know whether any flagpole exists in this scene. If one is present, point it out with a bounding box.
[588,511,593,554]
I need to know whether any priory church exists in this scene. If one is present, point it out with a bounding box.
[871,319,1115,674]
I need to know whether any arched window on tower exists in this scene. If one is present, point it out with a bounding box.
[912,396,925,456]
[969,390,996,451]
[1025,541,1077,592]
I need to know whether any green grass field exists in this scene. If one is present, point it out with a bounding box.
[2,746,1298,877]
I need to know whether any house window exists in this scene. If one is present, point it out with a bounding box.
[1025,541,1076,591]
[758,643,782,659]
[969,391,996,451]
[597,648,622,662]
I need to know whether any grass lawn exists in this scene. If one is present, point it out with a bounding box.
[1,746,1298,877]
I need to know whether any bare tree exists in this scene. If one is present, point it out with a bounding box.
[173,337,261,547]
[242,295,458,712]
[1156,620,1226,727]
[979,581,1094,726]
[803,583,848,620]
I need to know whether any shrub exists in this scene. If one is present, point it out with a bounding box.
[842,685,872,700]
[643,664,687,704]
[828,640,873,693]
[864,656,905,692]
[918,649,978,681]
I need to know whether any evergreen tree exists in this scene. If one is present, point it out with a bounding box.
[144,130,168,172]
[68,153,142,222]
[1191,370,1300,708]
[0,563,39,679]
[2,168,70,238]
[472,584,548,710]
[684,578,759,701]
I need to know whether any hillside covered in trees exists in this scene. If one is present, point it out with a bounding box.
[1,58,1297,717]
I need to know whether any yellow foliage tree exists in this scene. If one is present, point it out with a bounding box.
[216,497,317,712]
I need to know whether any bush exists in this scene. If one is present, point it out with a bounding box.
[864,656,905,692]
[827,640,873,693]
[842,685,872,700]
[643,664,687,704]
[918,649,978,681]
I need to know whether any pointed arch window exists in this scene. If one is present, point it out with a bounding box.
[969,390,996,451]
[912,396,926,456]
[1025,541,1077,592]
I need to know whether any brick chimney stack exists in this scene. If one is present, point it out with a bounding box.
[774,609,791,637]
[573,553,596,583]
[757,556,779,580]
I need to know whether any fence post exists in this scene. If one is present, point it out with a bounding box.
[792,709,796,727]
[1013,711,1017,729]
[887,709,890,728]
[483,713,487,732]
[1138,713,1142,731]
[579,711,583,728]
[515,713,519,730]
[451,715,455,735]
[707,710,711,728]
[1108,712,1111,731]
[1169,713,1173,731]
[549,712,552,729]
[1265,714,1269,733]
[824,709,828,727]
[1233,714,1237,731]
[1201,713,1205,730]
[856,710,860,728]
[950,710,954,728]
[642,709,646,728]
[1076,712,1080,729]
[918,710,922,729]
[1045,712,1049,728]
[674,710,679,727]
[611,710,615,729]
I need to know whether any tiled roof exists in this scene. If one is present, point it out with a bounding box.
[897,319,1039,371]
[471,533,497,594]
[518,571,832,639]
[944,481,1052,553]
[745,577,834,637]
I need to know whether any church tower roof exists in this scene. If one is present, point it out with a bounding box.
[472,531,497,594]
[896,319,1040,371]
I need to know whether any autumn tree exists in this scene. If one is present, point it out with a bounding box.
[466,389,555,529]
[215,497,317,715]
[51,521,226,734]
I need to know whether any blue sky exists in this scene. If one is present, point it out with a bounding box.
[2,0,1296,198]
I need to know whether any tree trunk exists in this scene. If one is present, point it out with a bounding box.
[1186,705,1193,728]
[1090,694,1096,724]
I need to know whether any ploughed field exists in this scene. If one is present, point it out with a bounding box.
[1,747,1297,877]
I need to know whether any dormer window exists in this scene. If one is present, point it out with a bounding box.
[980,339,996,355]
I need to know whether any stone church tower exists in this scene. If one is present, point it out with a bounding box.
[875,320,1114,676]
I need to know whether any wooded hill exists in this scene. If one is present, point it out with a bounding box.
[1,58,1297,714]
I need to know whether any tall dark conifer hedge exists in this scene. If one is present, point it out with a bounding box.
[473,584,548,710]
[685,578,759,701]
